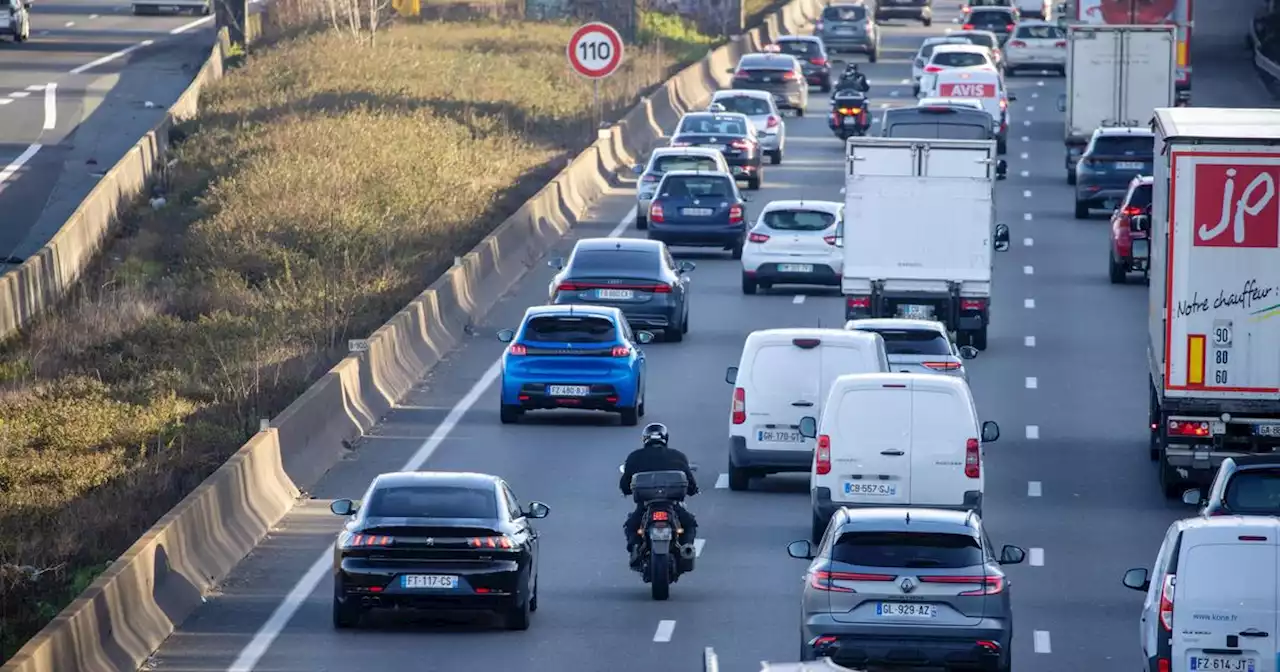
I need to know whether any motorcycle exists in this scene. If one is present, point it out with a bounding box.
[828,91,870,140]
[618,463,698,600]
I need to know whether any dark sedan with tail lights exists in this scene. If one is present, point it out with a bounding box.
[647,170,751,259]
[670,111,765,189]
[330,471,550,631]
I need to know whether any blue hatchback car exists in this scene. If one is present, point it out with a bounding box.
[647,170,751,259]
[497,305,653,426]
[1074,127,1155,219]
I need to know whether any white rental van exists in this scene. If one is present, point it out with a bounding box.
[1123,516,1280,672]
[797,372,999,542]
[725,329,889,492]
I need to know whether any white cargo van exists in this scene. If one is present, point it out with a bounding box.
[797,372,1000,542]
[1123,516,1280,672]
[725,329,889,492]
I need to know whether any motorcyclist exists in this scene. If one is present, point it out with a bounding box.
[831,63,870,97]
[620,423,699,559]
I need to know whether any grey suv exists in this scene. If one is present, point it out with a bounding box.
[815,3,880,62]
[787,507,1025,670]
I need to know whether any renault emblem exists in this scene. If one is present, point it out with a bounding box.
[900,577,916,593]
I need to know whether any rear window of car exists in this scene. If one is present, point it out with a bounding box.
[969,9,1014,25]
[715,96,773,116]
[524,315,617,343]
[652,155,720,173]
[1126,183,1152,209]
[967,0,1011,6]
[569,249,658,278]
[919,41,961,59]
[1015,24,1065,39]
[677,116,748,136]
[1224,470,1280,513]
[778,40,819,56]
[822,5,866,20]
[886,122,990,141]
[762,209,836,231]
[858,329,952,356]
[931,51,988,68]
[660,175,734,198]
[832,531,984,569]
[955,33,997,49]
[1089,135,1154,156]
[367,485,497,519]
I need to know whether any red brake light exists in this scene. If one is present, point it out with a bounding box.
[816,435,831,475]
[1158,574,1175,631]
[960,298,986,311]
[651,283,672,294]
[1168,420,1210,437]
[961,23,974,30]
[782,70,799,81]
[748,232,770,243]
[1158,659,1171,672]
[730,139,752,150]
[1008,40,1027,48]
[766,115,780,128]
[1054,40,1067,48]
[468,536,515,549]
[733,70,750,80]
[347,534,394,547]
[810,57,827,66]
[847,296,870,309]
[922,361,962,371]
[650,203,665,223]
[792,338,821,349]
[1006,23,1014,31]
[731,387,746,424]
[1122,206,1142,216]
[964,438,980,478]
[924,64,944,73]
[729,204,744,224]
[611,345,631,357]
[642,174,660,182]
[508,343,527,356]
[809,569,895,592]
[650,510,670,521]
[823,235,837,245]
[921,574,1005,595]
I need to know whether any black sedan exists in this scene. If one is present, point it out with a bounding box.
[547,237,694,341]
[329,471,550,630]
[774,35,832,91]
[670,112,764,189]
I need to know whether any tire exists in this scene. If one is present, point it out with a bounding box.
[636,214,648,230]
[620,404,639,426]
[1006,66,1017,77]
[742,274,757,295]
[1149,385,1162,461]
[770,150,782,165]
[1075,200,1089,219]
[332,584,360,629]
[810,512,827,545]
[728,462,751,491]
[997,138,1007,155]
[748,173,762,190]
[503,591,532,630]
[795,106,805,118]
[529,576,538,612]
[731,242,744,260]
[1158,452,1183,499]
[869,50,879,64]
[820,82,831,93]
[650,552,671,601]
[500,404,522,424]
[1109,254,1126,284]
[1067,170,1077,186]
[968,327,988,351]
[922,16,932,26]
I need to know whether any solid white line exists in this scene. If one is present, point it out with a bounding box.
[1026,425,1040,440]
[793,295,805,305]
[1023,213,1032,221]
[1024,298,1035,308]
[8,91,30,99]
[1022,189,1031,198]
[715,473,728,489]
[1022,265,1033,275]
[70,40,154,75]
[1027,480,1042,497]
[0,144,41,186]
[226,206,641,672]
[170,15,214,34]
[654,620,677,643]
[1022,237,1033,247]
[1024,335,1036,347]
[1034,630,1051,653]
[43,84,57,130]
[693,539,705,557]
[1030,548,1045,566]
[1025,377,1037,389]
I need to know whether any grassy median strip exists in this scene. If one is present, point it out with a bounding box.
[0,18,714,658]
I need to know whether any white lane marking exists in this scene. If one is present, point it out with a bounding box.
[879,103,889,109]
[90,13,99,17]
[693,539,706,557]
[1037,80,1045,86]
[654,620,677,643]
[25,84,45,91]
[1022,189,1031,198]
[1019,170,1029,178]
[1026,106,1035,113]
[1019,152,1028,160]
[1034,630,1052,653]
[715,473,728,489]
[65,20,75,27]
[890,90,899,97]
[1021,136,1029,142]
[8,91,30,99]
[226,209,641,671]
[1025,377,1037,389]
[1024,298,1035,308]
[1023,213,1032,221]
[0,99,11,106]
[1023,237,1033,247]
[70,40,154,75]
[1030,548,1045,566]
[1027,480,1042,496]
[793,295,805,305]
[43,84,57,130]
[839,186,846,194]
[1023,120,1031,126]
[1023,265,1033,275]
[171,15,214,34]
[1026,425,1040,440]
[899,78,909,84]
[0,144,42,187]
[1031,92,1038,99]
[1024,335,1036,347]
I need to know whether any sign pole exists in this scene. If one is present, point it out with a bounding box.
[593,79,601,129]
[567,22,625,133]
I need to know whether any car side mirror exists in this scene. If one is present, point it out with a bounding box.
[330,499,358,516]
[958,345,979,360]
[632,165,645,175]
[497,329,515,343]
[678,260,696,273]
[523,501,550,519]
[995,159,1007,180]
[547,257,564,270]
[981,420,1000,443]
[787,540,814,560]
[636,331,655,344]
[726,68,737,74]
[1056,93,1067,113]
[725,366,738,384]
[993,223,1010,252]
[798,416,818,439]
[1122,567,1150,592]
[999,545,1025,565]
[618,463,625,474]
[1182,488,1204,506]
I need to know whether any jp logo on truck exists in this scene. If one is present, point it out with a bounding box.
[1194,164,1279,248]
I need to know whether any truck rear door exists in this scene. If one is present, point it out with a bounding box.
[1068,28,1122,137]
[1120,28,1176,127]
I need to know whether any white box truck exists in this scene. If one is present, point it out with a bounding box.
[1059,24,1177,184]
[1146,107,1280,498]
[841,137,1011,350]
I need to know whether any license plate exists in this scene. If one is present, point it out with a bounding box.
[682,207,714,216]
[844,482,898,496]
[596,289,634,300]
[1103,199,1119,210]
[1257,424,1280,437]
[1189,656,1256,671]
[876,602,936,618]
[733,166,747,174]
[547,385,589,396]
[648,526,673,541]
[758,429,804,443]
[1116,161,1144,170]
[901,304,932,319]
[700,144,723,150]
[402,574,458,589]
[1132,239,1149,259]
[762,76,773,82]
[843,117,858,126]
[836,26,855,34]
[777,264,814,273]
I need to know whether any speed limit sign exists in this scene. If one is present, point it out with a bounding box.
[567,22,624,79]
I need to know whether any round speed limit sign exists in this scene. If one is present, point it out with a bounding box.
[567,22,624,79]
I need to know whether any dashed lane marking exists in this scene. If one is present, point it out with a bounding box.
[1027,106,1035,113]
[1026,425,1040,440]
[1025,377,1037,389]
[1023,237,1033,246]
[1034,630,1051,654]
[715,473,728,489]
[1020,152,1029,160]
[654,620,677,643]
[1023,190,1031,198]
[793,295,805,305]
[1023,120,1031,126]
[8,91,30,99]
[1023,265,1033,275]
[1024,298,1035,308]
[1023,213,1032,221]
[1030,548,1045,566]
[1028,481,1042,496]
[1025,335,1036,347]
[1031,92,1038,99]
[1019,170,1029,178]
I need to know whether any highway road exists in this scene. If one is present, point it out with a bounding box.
[144,2,1276,671]
[0,0,215,266]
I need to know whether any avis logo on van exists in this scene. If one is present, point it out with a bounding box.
[938,83,995,98]
[1194,163,1280,249]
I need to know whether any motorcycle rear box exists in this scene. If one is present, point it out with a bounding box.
[630,470,688,504]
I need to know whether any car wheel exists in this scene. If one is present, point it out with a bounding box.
[1067,170,1077,186]
[1109,253,1126,284]
[636,214,647,230]
[747,173,761,190]
[332,584,360,629]
[1006,66,1017,77]
[922,16,932,26]
[728,462,751,491]
[681,308,689,333]
[1074,200,1089,219]
[620,397,640,425]
[730,242,744,260]
[810,512,827,545]
[741,274,757,295]
[529,575,538,612]
[770,150,782,165]
[500,404,522,424]
[820,82,831,93]
[996,138,1007,155]
[503,591,532,630]
[665,323,684,343]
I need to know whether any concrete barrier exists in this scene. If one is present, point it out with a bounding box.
[0,1,820,670]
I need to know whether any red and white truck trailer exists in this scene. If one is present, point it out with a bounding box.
[1147,107,1280,497]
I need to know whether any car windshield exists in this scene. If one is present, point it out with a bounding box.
[931,51,988,68]
[762,209,836,231]
[1090,136,1154,157]
[661,175,733,198]
[569,249,658,278]
[969,10,1014,26]
[678,116,748,136]
[1127,184,1152,209]
[822,5,866,20]
[652,155,720,173]
[1225,470,1280,512]
[778,40,818,56]
[523,315,617,343]
[1015,24,1065,39]
[887,122,990,140]
[715,96,773,116]
[832,531,984,569]
[859,329,952,356]
[956,33,997,48]
[366,485,497,519]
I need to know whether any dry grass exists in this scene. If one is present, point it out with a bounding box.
[0,18,704,659]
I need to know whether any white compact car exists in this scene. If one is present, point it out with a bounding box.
[724,329,889,492]
[710,90,786,165]
[911,36,968,96]
[798,372,1000,542]
[919,44,997,92]
[1123,516,1280,672]
[1004,21,1067,75]
[845,318,978,380]
[740,200,843,294]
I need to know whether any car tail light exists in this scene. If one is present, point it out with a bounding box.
[999,98,1008,110]
[733,70,750,80]
[809,569,894,591]
[823,234,838,245]
[1006,23,1014,31]
[730,205,744,224]
[921,575,1005,595]
[731,387,746,424]
[748,232,770,243]
[650,203,665,223]
[837,107,862,115]
[810,57,827,66]
[508,344,527,356]
[468,535,515,549]
[1158,574,1175,631]
[782,70,799,81]
[730,139,752,151]
[960,298,986,311]
[611,345,631,357]
[345,533,394,548]
[650,510,670,521]
[1123,205,1142,216]
[650,283,673,294]
[642,174,660,182]
[766,115,780,128]
[923,361,962,371]
[1157,659,1170,672]
[1008,40,1027,48]
[1054,40,1067,48]
[847,295,870,310]
[1168,420,1210,437]
[964,438,980,478]
[961,23,974,30]
[962,5,970,12]
[924,64,944,73]
[816,435,831,475]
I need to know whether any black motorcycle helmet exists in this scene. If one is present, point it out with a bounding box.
[641,422,669,448]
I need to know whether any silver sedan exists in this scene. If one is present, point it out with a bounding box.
[844,318,977,380]
[709,90,787,165]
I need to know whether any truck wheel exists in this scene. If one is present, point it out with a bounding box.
[967,328,988,351]
[1149,385,1161,461]
[1158,452,1183,499]
[1109,254,1125,284]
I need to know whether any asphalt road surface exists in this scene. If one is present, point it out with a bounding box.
[144,2,1277,671]
[0,0,214,265]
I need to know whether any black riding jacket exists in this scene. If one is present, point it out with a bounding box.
[619,444,699,496]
